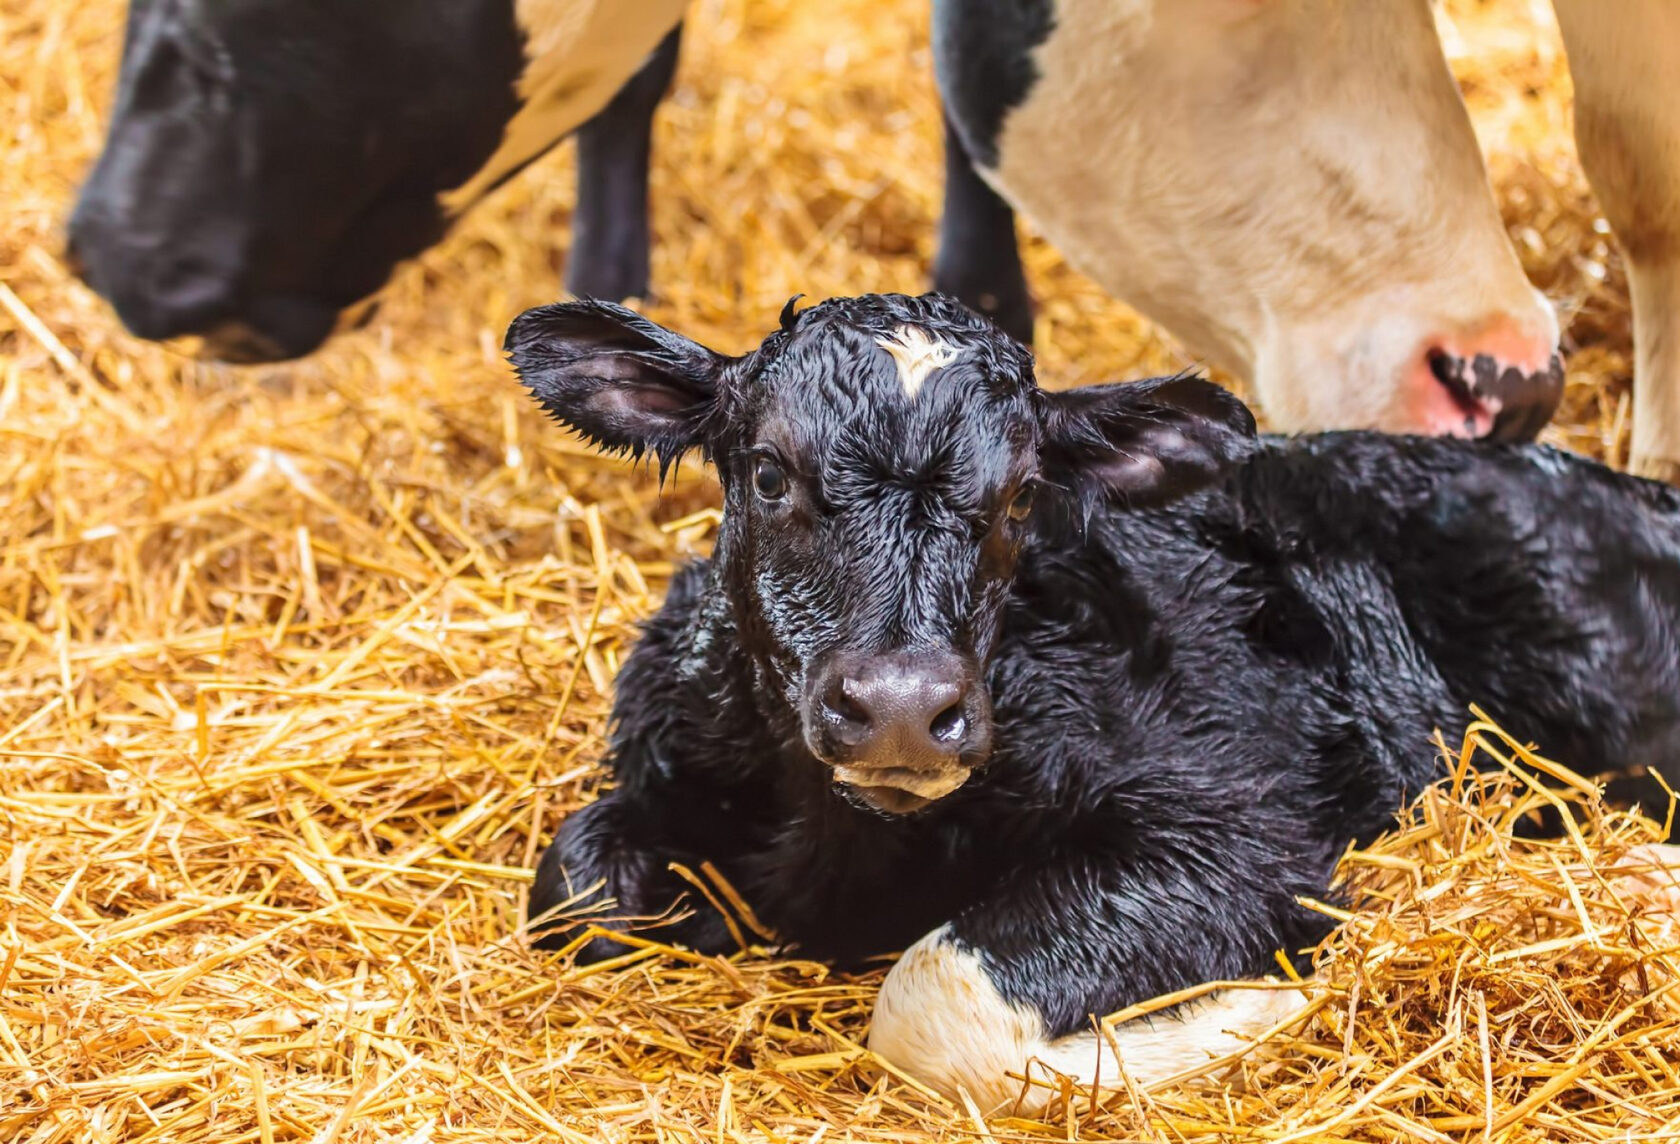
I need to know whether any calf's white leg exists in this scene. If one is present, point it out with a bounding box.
[868,925,1312,1112]
[871,845,1680,1111]
[1553,0,1680,482]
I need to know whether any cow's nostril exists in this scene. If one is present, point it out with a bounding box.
[929,703,965,745]
[1416,337,1563,443]
[1425,346,1454,384]
[1426,347,1476,408]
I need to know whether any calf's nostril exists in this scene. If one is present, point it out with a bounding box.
[929,702,966,745]
[829,680,873,732]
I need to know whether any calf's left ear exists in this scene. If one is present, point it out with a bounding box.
[1039,375,1257,508]
[505,300,727,469]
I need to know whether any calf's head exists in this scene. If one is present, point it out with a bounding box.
[508,293,1256,814]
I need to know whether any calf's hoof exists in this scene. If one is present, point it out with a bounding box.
[527,828,613,956]
[1611,843,1680,935]
[867,926,1312,1112]
[526,802,742,962]
[527,801,664,959]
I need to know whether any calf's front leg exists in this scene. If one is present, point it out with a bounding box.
[528,789,742,963]
[868,840,1327,1110]
[871,841,1680,1110]
[872,927,1311,1109]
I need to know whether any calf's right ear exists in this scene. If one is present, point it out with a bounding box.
[504,300,727,468]
[1039,373,1258,509]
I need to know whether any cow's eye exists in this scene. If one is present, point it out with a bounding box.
[1006,485,1035,522]
[754,458,788,501]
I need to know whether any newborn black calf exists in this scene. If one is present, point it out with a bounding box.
[506,293,1680,1106]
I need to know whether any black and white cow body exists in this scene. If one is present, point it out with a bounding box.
[932,0,1680,477]
[68,0,686,361]
[507,292,1680,1106]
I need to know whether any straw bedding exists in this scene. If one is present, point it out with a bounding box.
[2,0,1676,1139]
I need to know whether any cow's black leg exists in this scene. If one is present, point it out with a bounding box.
[566,24,684,300]
[867,814,1333,1106]
[528,790,744,961]
[933,114,1035,345]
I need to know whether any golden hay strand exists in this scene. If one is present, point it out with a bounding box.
[0,0,1669,1140]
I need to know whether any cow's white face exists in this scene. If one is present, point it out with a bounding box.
[984,0,1561,440]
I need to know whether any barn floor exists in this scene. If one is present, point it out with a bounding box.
[2,0,1677,1140]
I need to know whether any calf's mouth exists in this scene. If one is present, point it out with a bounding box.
[830,762,972,814]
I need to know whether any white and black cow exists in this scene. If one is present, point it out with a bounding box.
[935,0,1680,479]
[67,0,686,361]
[506,292,1680,1107]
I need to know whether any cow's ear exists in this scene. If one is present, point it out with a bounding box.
[1038,374,1257,508]
[505,300,727,469]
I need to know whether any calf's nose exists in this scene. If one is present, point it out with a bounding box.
[1408,317,1563,443]
[814,650,978,768]
[824,657,968,756]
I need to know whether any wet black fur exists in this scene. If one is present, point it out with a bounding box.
[510,292,1680,1038]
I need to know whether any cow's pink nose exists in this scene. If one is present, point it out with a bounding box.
[1405,321,1562,443]
[1404,320,1559,446]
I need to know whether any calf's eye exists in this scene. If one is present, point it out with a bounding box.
[754,458,788,501]
[1006,486,1035,522]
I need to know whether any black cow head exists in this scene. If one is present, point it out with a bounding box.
[507,293,1257,813]
[67,0,524,361]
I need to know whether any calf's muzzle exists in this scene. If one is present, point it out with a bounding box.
[805,649,992,814]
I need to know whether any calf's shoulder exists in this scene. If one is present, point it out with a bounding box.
[602,559,782,825]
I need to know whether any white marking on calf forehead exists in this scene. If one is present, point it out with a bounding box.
[868,925,1315,1112]
[439,0,687,212]
[876,325,961,399]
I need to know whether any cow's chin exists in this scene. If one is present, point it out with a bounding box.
[829,764,972,816]
[193,295,344,363]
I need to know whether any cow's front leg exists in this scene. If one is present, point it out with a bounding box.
[528,790,740,963]
[933,115,1036,346]
[868,843,1328,1110]
[566,24,684,301]
[1553,0,1680,483]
